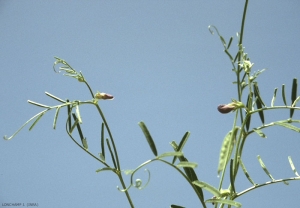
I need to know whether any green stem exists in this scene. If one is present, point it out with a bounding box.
[233,176,300,199]
[116,171,135,208]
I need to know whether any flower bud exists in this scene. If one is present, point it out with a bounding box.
[218,100,245,114]
[218,104,235,114]
[94,92,114,100]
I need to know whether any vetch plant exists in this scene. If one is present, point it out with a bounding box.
[4,1,300,207]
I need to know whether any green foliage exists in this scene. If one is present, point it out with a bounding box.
[3,0,300,207]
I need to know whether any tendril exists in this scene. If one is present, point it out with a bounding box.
[208,25,221,37]
[117,168,151,192]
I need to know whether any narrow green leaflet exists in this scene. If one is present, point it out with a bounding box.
[53,107,61,129]
[257,155,275,181]
[69,119,79,134]
[271,88,278,107]
[138,121,158,156]
[169,141,178,150]
[229,159,236,193]
[290,78,298,118]
[27,100,50,108]
[205,199,242,208]
[29,112,46,131]
[274,122,300,133]
[177,132,190,152]
[172,131,190,164]
[75,104,82,124]
[253,82,266,107]
[246,93,253,131]
[177,161,198,169]
[288,156,300,177]
[123,169,134,175]
[170,204,185,208]
[193,180,221,197]
[157,152,183,159]
[72,113,85,144]
[227,36,233,49]
[98,153,105,161]
[225,49,234,62]
[253,128,267,138]
[101,122,105,160]
[95,167,115,173]
[82,137,88,150]
[239,157,257,186]
[45,92,66,103]
[282,84,287,106]
[66,99,72,131]
[106,139,117,169]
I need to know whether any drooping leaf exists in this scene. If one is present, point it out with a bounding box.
[4,110,49,140]
[253,83,265,124]
[229,159,236,193]
[101,122,105,160]
[239,157,257,186]
[177,156,204,202]
[138,121,158,156]
[257,155,275,181]
[29,112,45,131]
[245,93,253,131]
[288,156,300,177]
[274,122,300,133]
[255,98,265,124]
[69,119,79,134]
[53,107,61,129]
[66,99,72,131]
[290,78,298,118]
[106,139,117,169]
[82,137,88,150]
[253,83,265,106]
[193,180,221,197]
[75,104,82,124]
[217,127,238,175]
[72,113,85,144]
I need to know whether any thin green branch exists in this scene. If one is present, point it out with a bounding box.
[233,176,300,199]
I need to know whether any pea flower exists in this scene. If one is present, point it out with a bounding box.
[218,100,245,114]
[94,92,114,100]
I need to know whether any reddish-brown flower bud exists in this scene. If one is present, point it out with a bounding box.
[218,104,235,114]
[94,92,114,100]
[218,100,245,114]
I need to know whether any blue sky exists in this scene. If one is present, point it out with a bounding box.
[1,1,300,207]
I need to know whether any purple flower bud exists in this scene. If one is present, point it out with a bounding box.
[218,100,246,114]
[94,92,114,100]
[218,104,235,114]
